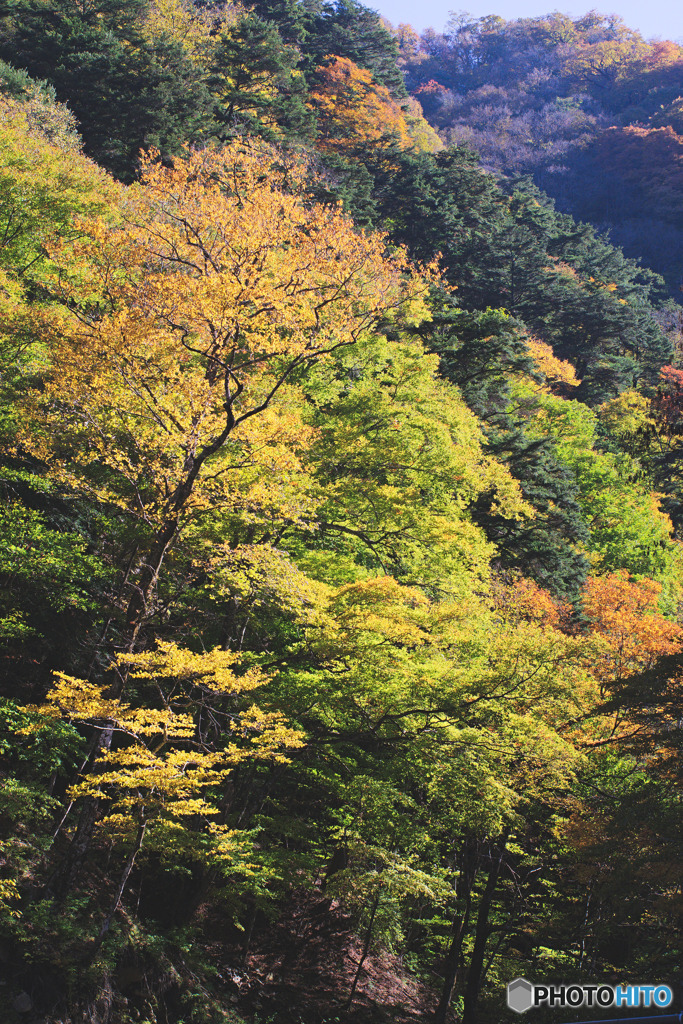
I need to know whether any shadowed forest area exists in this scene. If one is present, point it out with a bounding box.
[0,2,682,1022]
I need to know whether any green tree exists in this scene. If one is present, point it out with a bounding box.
[209,14,314,141]
[305,0,407,99]
[417,301,590,595]
[0,0,213,177]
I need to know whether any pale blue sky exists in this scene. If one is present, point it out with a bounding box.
[373,0,682,41]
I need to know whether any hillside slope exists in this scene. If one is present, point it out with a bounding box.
[395,11,683,293]
[0,4,682,1023]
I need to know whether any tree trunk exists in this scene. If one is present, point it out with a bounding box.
[433,840,478,1024]
[345,882,383,1011]
[122,395,237,654]
[47,724,114,898]
[124,516,180,653]
[461,829,510,1024]
[89,810,147,958]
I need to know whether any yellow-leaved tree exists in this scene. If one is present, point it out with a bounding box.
[10,139,429,934]
[18,140,426,646]
[29,643,303,948]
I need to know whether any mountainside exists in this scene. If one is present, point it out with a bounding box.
[0,3,682,1023]
[396,11,683,293]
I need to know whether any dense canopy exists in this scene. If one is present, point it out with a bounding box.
[0,3,682,1023]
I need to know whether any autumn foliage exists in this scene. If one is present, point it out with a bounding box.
[22,142,418,519]
[583,571,683,689]
[309,55,413,153]
[652,364,683,432]
[2,9,683,1023]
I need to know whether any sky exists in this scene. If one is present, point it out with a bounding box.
[372,0,682,41]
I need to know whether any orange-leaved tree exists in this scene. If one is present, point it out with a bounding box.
[308,55,413,155]
[582,571,683,790]
[582,570,683,765]
[583,571,683,697]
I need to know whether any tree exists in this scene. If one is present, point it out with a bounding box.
[583,571,683,697]
[305,0,407,99]
[415,300,591,596]
[15,141,424,650]
[0,0,214,177]
[0,60,81,151]
[298,329,530,596]
[0,110,120,700]
[0,103,116,291]
[26,643,303,941]
[308,55,413,155]
[209,14,314,141]
[247,0,323,46]
[642,364,683,530]
[264,559,594,1023]
[509,378,681,591]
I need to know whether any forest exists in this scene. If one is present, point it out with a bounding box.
[0,1,682,1022]
[399,10,683,295]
